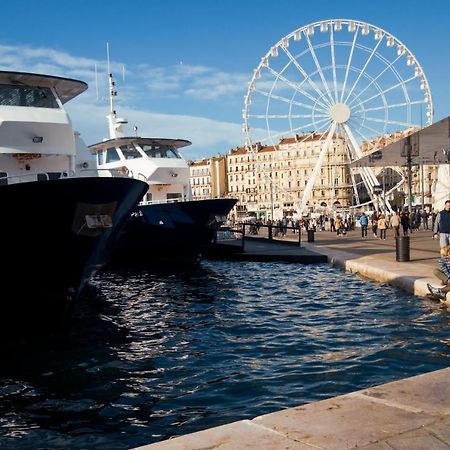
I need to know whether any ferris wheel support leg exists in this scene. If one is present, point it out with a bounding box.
[343,123,394,212]
[299,122,336,216]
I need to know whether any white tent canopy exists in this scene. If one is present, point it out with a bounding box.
[350,117,450,168]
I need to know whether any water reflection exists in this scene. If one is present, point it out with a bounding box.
[0,261,449,449]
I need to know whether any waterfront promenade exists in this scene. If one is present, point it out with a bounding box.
[135,227,450,450]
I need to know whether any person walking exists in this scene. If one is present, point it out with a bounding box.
[390,211,401,238]
[371,212,378,238]
[422,210,429,230]
[377,214,388,240]
[359,212,368,238]
[401,211,410,236]
[433,200,450,250]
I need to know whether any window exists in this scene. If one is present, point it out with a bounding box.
[140,144,180,159]
[0,172,7,186]
[97,151,104,165]
[106,147,120,163]
[167,193,182,200]
[120,144,141,160]
[0,84,59,108]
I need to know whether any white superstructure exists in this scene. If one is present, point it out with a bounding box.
[0,71,97,183]
[89,63,193,204]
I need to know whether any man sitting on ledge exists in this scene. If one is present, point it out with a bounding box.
[427,245,450,300]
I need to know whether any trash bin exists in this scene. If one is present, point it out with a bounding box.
[307,229,315,243]
[396,236,410,262]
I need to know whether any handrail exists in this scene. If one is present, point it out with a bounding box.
[239,222,302,247]
[1,170,75,184]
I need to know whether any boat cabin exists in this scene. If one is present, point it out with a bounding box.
[89,137,193,204]
[0,71,90,183]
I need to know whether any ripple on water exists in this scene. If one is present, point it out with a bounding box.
[0,261,449,449]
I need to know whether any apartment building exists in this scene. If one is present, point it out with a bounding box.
[227,133,353,219]
[188,130,438,218]
[188,155,228,200]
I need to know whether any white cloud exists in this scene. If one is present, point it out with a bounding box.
[0,42,250,158]
[138,63,248,101]
[67,102,245,159]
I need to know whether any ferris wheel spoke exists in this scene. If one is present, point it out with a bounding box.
[264,65,331,110]
[254,89,328,113]
[349,123,376,148]
[353,99,427,115]
[249,113,329,119]
[340,25,360,103]
[356,74,419,108]
[291,122,333,147]
[299,122,336,215]
[347,53,405,108]
[304,32,335,104]
[263,117,332,144]
[280,46,332,109]
[364,116,420,128]
[329,26,339,103]
[343,36,384,104]
[357,121,387,138]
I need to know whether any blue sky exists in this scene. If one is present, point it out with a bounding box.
[0,0,449,159]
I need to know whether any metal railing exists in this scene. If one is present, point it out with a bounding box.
[214,222,303,252]
[240,223,303,247]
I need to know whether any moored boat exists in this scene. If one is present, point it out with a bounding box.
[89,68,237,263]
[0,71,148,316]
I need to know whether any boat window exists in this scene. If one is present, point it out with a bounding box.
[0,172,7,186]
[47,172,62,180]
[167,193,182,201]
[140,144,180,159]
[97,151,104,165]
[106,147,120,163]
[120,144,141,160]
[0,84,59,108]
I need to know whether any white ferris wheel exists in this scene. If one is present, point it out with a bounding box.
[243,19,433,214]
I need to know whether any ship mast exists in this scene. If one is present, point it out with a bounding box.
[106,42,127,139]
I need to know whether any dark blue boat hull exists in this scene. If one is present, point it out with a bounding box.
[0,176,147,307]
[113,198,237,263]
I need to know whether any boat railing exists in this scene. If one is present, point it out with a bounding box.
[139,198,186,206]
[138,196,235,206]
[1,170,75,184]
[79,168,137,178]
[237,222,303,248]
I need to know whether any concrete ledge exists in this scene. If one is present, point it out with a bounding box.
[302,242,441,299]
[135,367,450,449]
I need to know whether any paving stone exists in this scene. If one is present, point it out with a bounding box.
[385,429,450,449]
[360,367,450,415]
[253,394,435,450]
[134,419,319,449]
[425,416,450,445]
[359,442,394,449]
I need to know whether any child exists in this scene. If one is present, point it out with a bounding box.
[427,245,450,300]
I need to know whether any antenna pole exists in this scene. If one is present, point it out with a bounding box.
[106,42,114,115]
[95,63,99,101]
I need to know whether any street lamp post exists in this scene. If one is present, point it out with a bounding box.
[270,179,274,221]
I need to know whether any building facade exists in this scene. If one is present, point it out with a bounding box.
[188,155,228,200]
[226,133,353,219]
[188,131,439,219]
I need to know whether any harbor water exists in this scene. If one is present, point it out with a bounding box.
[1,261,449,449]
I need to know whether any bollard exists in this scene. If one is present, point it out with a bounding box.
[307,229,315,243]
[395,236,410,262]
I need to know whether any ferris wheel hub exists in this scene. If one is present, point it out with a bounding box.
[330,103,350,124]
